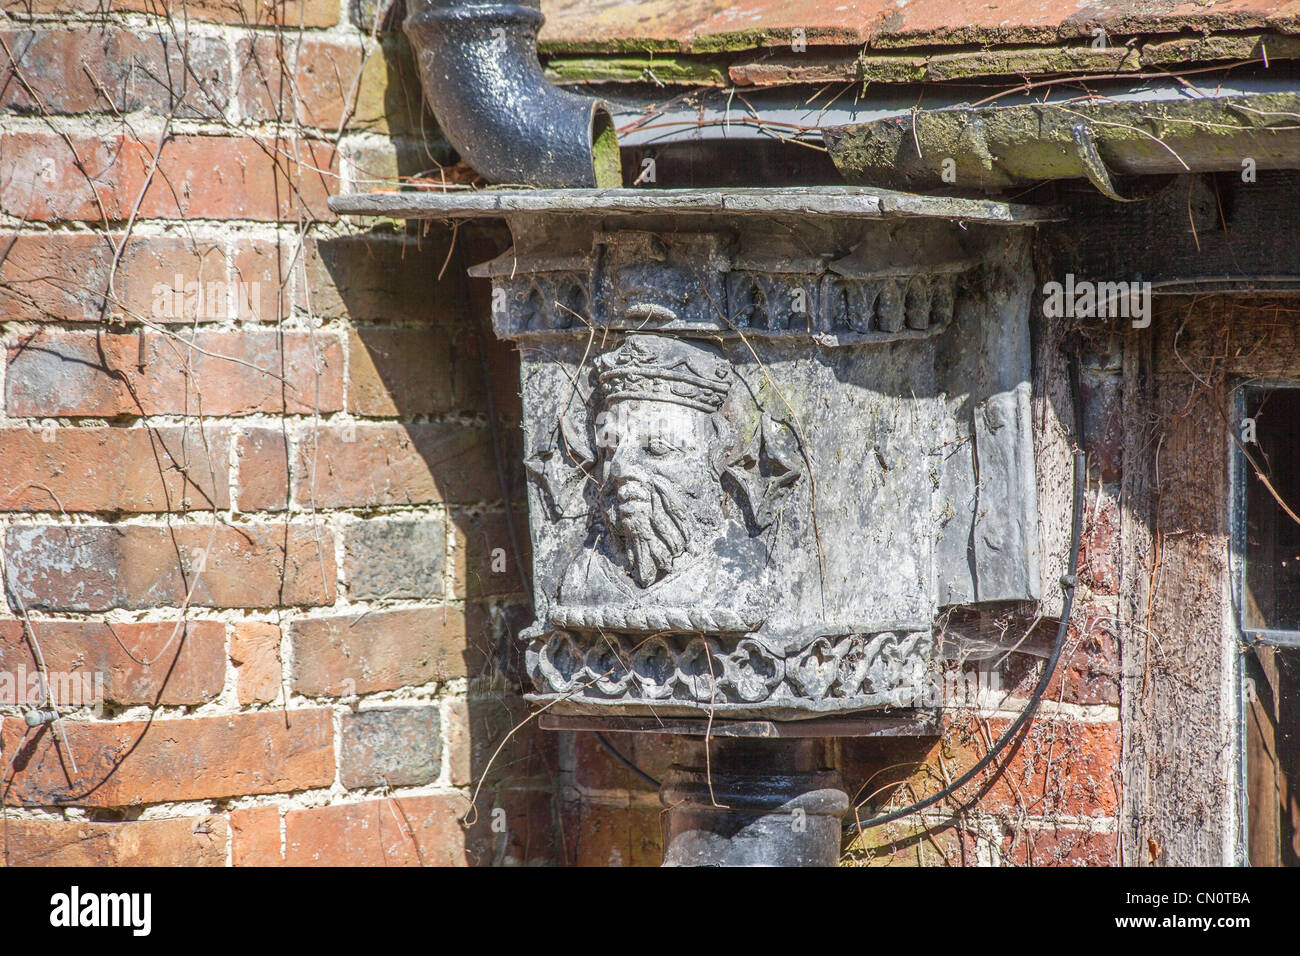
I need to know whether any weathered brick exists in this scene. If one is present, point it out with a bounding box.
[1002,606,1121,707]
[563,802,662,867]
[1000,826,1119,866]
[345,517,444,600]
[572,731,675,793]
[0,815,228,866]
[0,233,233,324]
[1079,494,1119,595]
[890,717,1122,818]
[230,621,282,705]
[294,422,499,507]
[468,787,557,866]
[340,706,440,788]
[442,692,556,790]
[5,523,336,611]
[844,816,973,867]
[1,709,335,806]
[290,606,475,696]
[7,329,343,417]
[350,35,429,134]
[0,28,230,118]
[476,325,524,423]
[347,326,468,418]
[350,0,404,34]
[0,618,226,706]
[0,426,230,513]
[298,234,464,324]
[284,789,555,865]
[0,0,338,26]
[342,135,455,195]
[451,509,530,598]
[443,697,473,787]
[239,35,424,132]
[230,805,282,866]
[235,428,290,512]
[229,237,290,322]
[0,132,336,222]
[284,794,469,866]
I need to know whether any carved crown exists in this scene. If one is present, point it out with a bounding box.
[596,334,732,413]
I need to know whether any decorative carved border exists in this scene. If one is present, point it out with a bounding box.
[492,268,971,341]
[526,627,934,711]
[550,605,760,634]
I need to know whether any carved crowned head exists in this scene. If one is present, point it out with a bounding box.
[591,334,733,587]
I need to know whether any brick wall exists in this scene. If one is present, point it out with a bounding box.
[0,0,1130,868]
[0,0,558,866]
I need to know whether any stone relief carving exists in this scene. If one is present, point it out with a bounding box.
[477,219,1040,719]
[528,333,803,638]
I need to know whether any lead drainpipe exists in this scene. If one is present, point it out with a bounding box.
[404,0,622,188]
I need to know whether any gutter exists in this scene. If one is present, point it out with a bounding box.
[586,75,1300,198]
[822,81,1300,197]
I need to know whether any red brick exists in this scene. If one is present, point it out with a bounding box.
[0,233,232,324]
[230,805,282,866]
[229,238,290,322]
[284,789,556,865]
[467,787,557,866]
[298,234,465,324]
[294,422,498,507]
[6,329,343,417]
[284,794,470,866]
[340,706,440,789]
[5,523,336,611]
[0,618,226,706]
[0,815,228,866]
[239,35,358,130]
[893,716,1122,818]
[443,698,472,787]
[563,802,663,867]
[573,731,675,793]
[1079,494,1119,594]
[235,428,290,512]
[1002,605,1121,707]
[239,34,427,133]
[290,606,476,696]
[0,426,230,513]
[347,326,469,418]
[1000,826,1119,866]
[1,709,335,806]
[230,621,282,706]
[0,0,338,26]
[844,817,972,867]
[0,28,230,117]
[440,692,556,790]
[0,132,336,222]
[451,509,531,598]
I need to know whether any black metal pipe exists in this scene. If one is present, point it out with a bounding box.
[404,0,622,188]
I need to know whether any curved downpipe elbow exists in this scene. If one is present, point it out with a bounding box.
[405,0,622,188]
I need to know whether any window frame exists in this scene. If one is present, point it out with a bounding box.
[1233,380,1300,865]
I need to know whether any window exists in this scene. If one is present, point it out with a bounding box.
[1240,386,1300,865]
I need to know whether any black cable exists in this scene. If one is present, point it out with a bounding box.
[595,732,662,789]
[847,350,1088,833]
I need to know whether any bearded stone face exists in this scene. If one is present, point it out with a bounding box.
[597,398,722,587]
